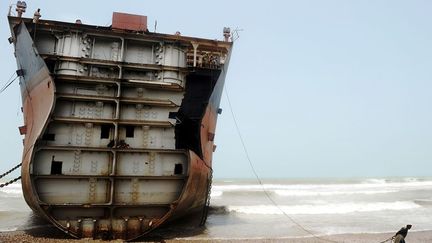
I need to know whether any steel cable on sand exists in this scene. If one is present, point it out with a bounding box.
[224,87,339,243]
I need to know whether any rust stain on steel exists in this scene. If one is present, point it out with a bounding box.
[200,105,218,164]
[18,125,27,135]
[9,15,232,51]
[21,69,55,214]
[126,218,141,239]
[81,219,95,238]
[169,150,210,214]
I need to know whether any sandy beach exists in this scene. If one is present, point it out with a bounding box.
[1,228,432,243]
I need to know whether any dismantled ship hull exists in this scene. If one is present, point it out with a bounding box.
[8,11,232,240]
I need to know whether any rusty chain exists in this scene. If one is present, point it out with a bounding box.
[0,163,22,179]
[0,176,21,188]
[0,163,22,188]
[207,170,213,207]
[199,169,213,226]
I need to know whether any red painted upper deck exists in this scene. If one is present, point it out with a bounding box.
[112,12,147,32]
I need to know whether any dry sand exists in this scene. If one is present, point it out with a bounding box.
[1,228,432,243]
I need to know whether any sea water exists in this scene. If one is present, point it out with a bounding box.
[206,177,432,239]
[1,177,432,239]
[0,183,32,232]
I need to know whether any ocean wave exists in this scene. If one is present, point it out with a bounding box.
[211,179,432,198]
[213,180,432,192]
[211,191,223,198]
[273,189,398,196]
[414,199,432,206]
[211,189,398,197]
[0,183,23,197]
[213,184,302,191]
[228,201,420,215]
[0,227,18,232]
[402,177,423,183]
[362,178,388,184]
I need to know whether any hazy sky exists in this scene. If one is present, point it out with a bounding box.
[1,1,432,179]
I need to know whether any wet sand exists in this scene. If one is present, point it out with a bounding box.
[1,211,431,242]
[2,211,431,243]
[1,227,432,243]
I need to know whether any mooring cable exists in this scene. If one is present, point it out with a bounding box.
[223,87,339,243]
[0,71,18,94]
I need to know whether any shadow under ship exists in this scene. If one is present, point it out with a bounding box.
[8,8,232,240]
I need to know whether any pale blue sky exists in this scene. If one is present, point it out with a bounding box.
[1,1,432,179]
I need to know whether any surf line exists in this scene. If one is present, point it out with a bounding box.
[223,87,338,243]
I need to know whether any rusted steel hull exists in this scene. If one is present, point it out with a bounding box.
[9,14,232,240]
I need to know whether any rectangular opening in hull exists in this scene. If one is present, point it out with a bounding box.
[100,125,110,139]
[174,164,183,175]
[42,133,56,141]
[51,160,62,175]
[125,126,135,138]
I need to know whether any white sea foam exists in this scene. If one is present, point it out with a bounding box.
[362,178,387,184]
[228,201,420,215]
[273,189,397,196]
[211,190,223,198]
[0,226,18,232]
[212,179,432,197]
[0,183,22,197]
[403,177,421,183]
